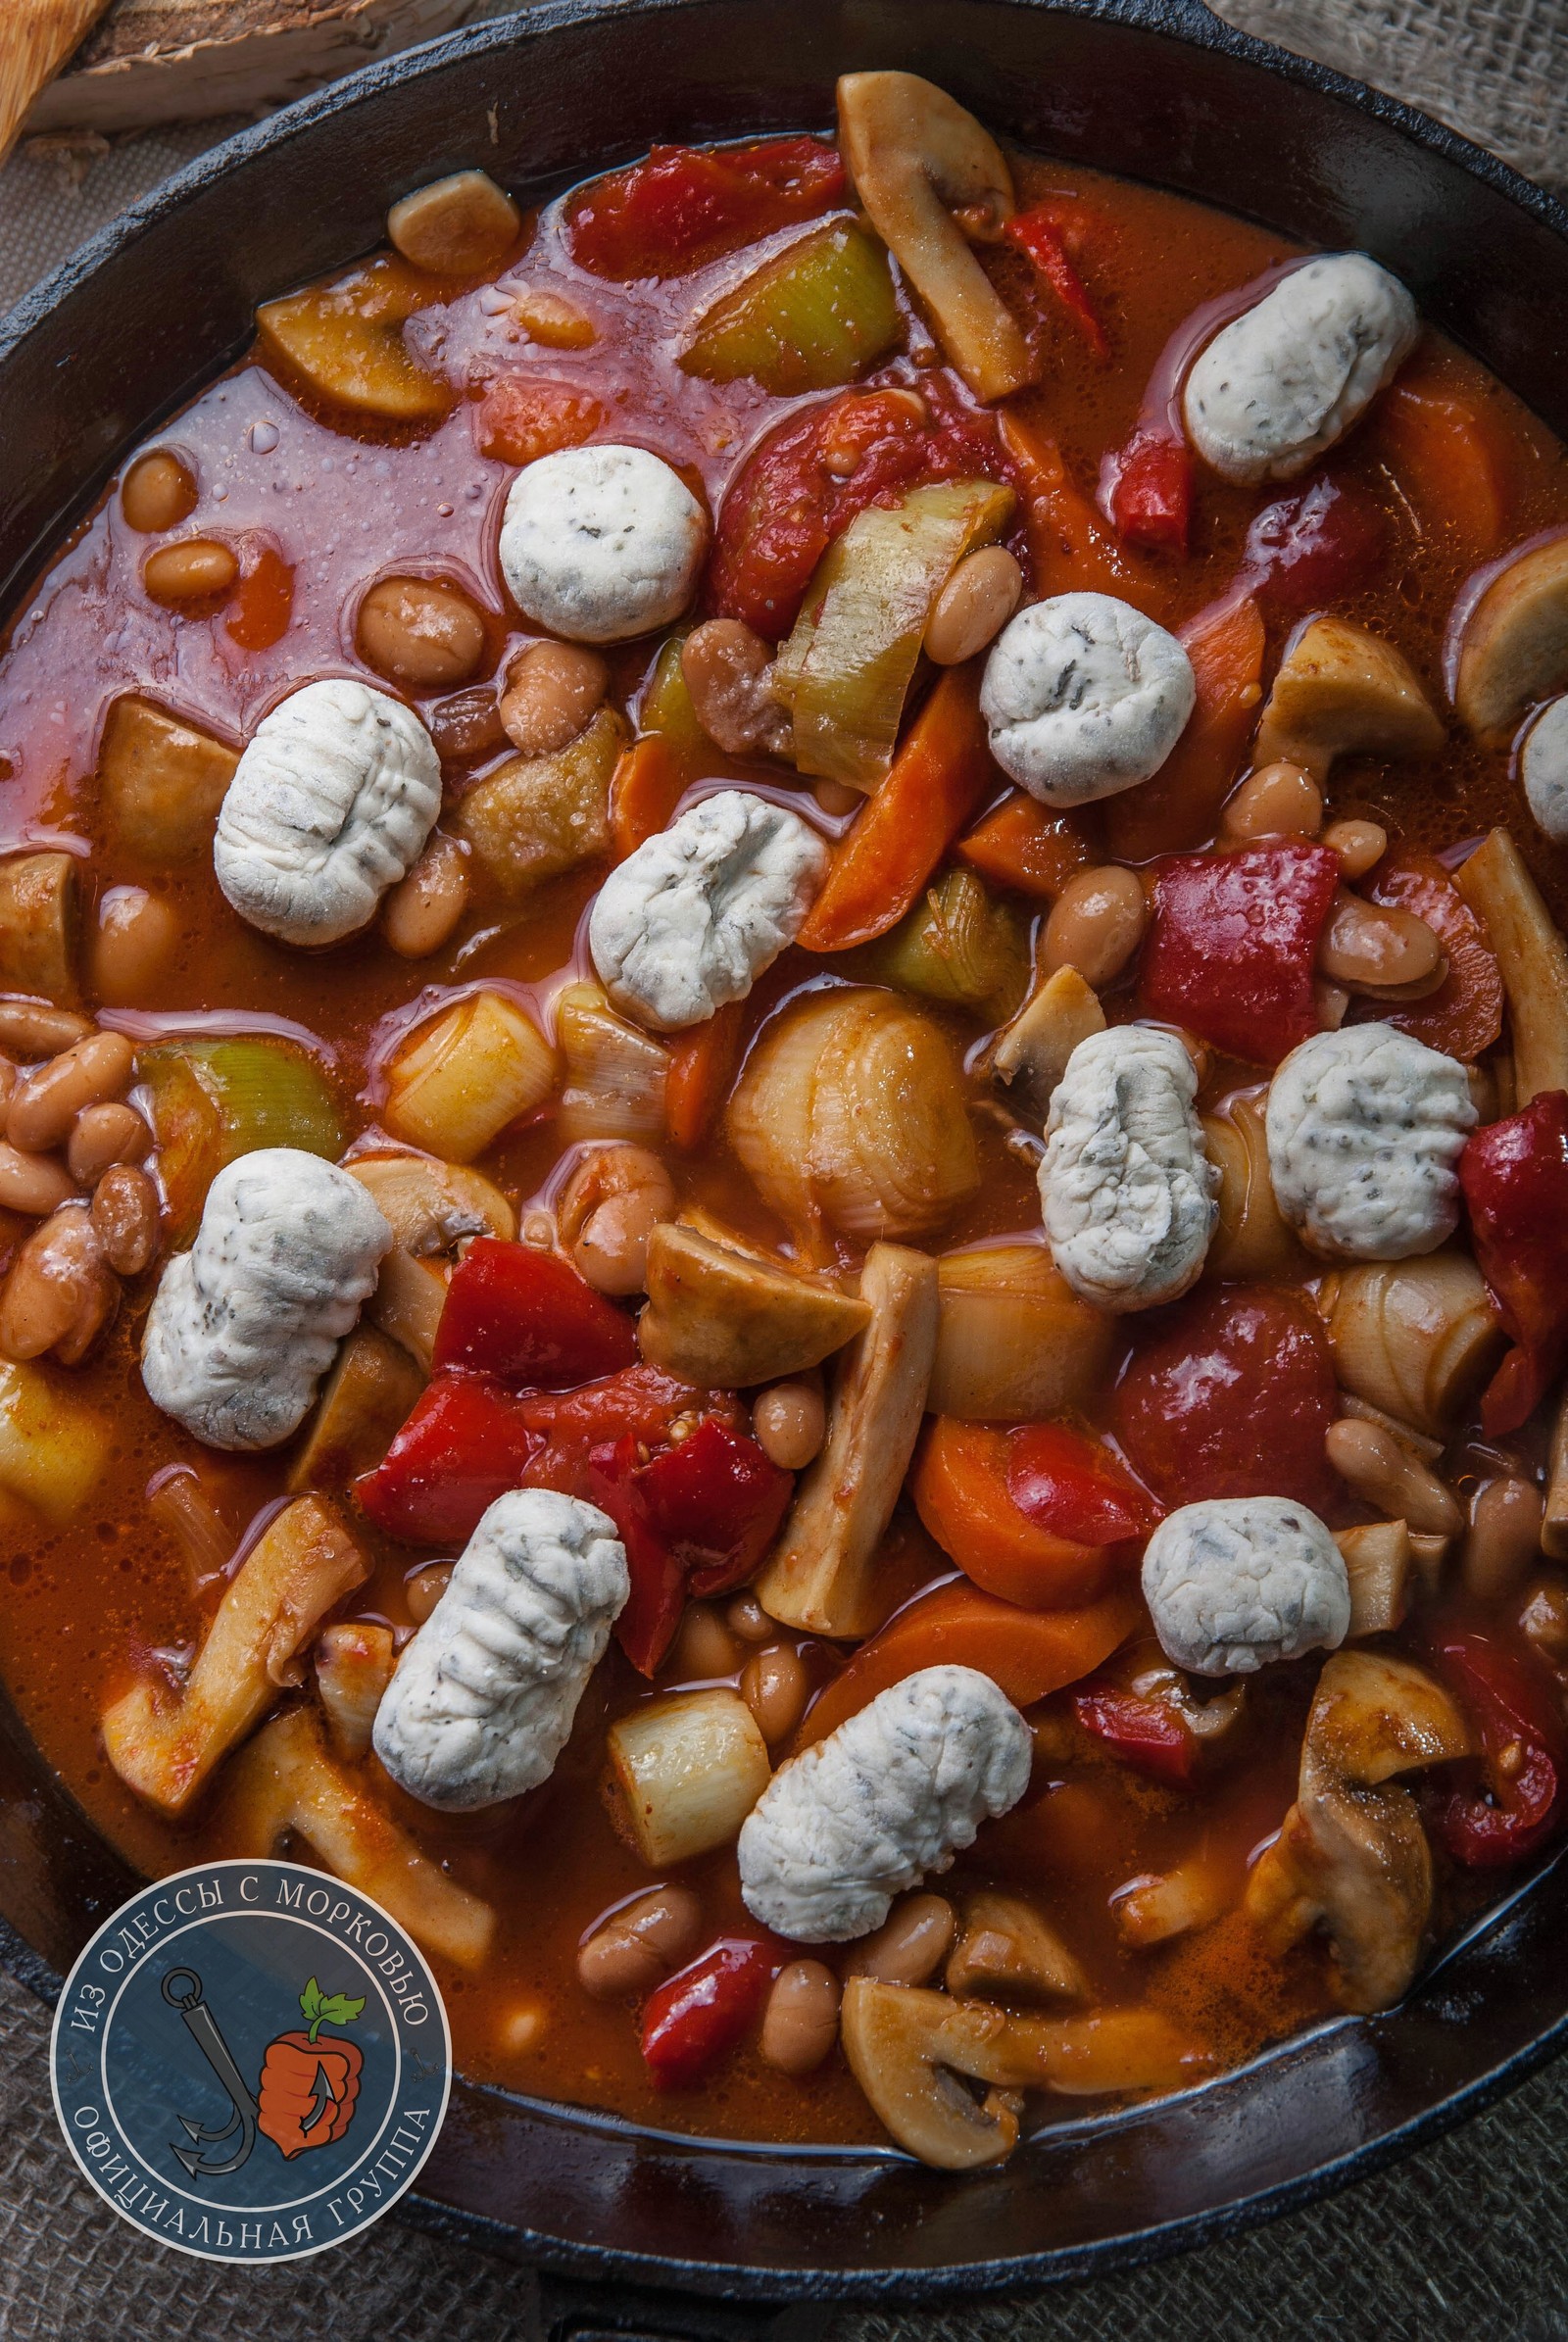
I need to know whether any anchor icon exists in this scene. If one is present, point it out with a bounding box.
[161,1967,259,2178]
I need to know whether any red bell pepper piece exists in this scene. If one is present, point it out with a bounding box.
[1113,1286,1339,1513]
[1071,1679,1200,1787]
[567,137,845,278]
[1429,1626,1566,1870]
[432,1238,637,1388]
[641,1935,778,2086]
[637,1418,793,1598]
[1102,428,1193,558]
[708,377,1011,638]
[1459,1091,1568,1436]
[1242,474,1387,614]
[1140,841,1341,1065]
[1004,204,1109,358]
[356,1373,545,1544]
[589,1434,687,1678]
[1004,1424,1157,1547]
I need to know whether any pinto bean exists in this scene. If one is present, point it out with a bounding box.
[760,1960,841,2074]
[8,1031,135,1153]
[499,642,609,756]
[0,1001,91,1056]
[1220,760,1324,842]
[0,1204,118,1364]
[358,575,488,690]
[121,450,198,534]
[428,686,508,764]
[681,620,793,758]
[0,1143,74,1215]
[1325,1416,1463,1537]
[91,887,179,1004]
[1323,817,1388,878]
[845,1892,956,1986]
[669,1601,740,1681]
[740,1643,808,1744]
[924,547,1024,666]
[726,1590,774,1643]
[559,1144,675,1296]
[1462,1477,1544,1603]
[406,1560,454,1625]
[577,1887,703,1999]
[1317,891,1444,996]
[752,1378,825,1470]
[383,834,470,958]
[1041,866,1148,989]
[143,539,238,604]
[68,1101,152,1186]
[91,1164,160,1276]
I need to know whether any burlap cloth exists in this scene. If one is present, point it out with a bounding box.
[6,4,1568,2332]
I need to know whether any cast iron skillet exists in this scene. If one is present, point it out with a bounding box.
[5,0,1568,2319]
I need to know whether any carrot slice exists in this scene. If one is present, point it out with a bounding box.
[1102,594,1265,861]
[1373,362,1512,562]
[664,1000,746,1148]
[956,790,1091,900]
[912,1418,1116,1610]
[1364,850,1504,1063]
[796,667,998,953]
[610,733,685,858]
[999,412,1163,609]
[795,1577,1143,1749]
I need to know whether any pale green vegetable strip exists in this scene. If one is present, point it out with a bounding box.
[681,220,900,396]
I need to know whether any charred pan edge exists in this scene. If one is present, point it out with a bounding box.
[4,0,1568,2309]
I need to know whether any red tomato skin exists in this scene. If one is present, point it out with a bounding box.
[1112,1285,1340,1513]
[356,1373,544,1544]
[432,1239,638,1388]
[1429,1626,1566,1869]
[640,1937,777,2085]
[1004,204,1109,358]
[1460,1091,1568,1436]
[639,1418,794,1597]
[1243,475,1387,613]
[1004,1423,1158,1545]
[567,139,844,278]
[1104,429,1193,557]
[1072,1680,1200,1785]
[1140,842,1341,1066]
[708,378,1012,638]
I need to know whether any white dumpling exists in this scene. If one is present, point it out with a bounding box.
[1183,253,1418,484]
[737,1665,1031,1942]
[1143,1497,1350,1677]
[498,443,708,644]
[1265,1023,1476,1261]
[141,1147,391,1450]
[588,789,827,1031]
[215,677,441,946]
[979,594,1196,806]
[372,1489,629,1811]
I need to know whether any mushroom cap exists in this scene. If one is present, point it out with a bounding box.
[1142,1494,1350,1676]
[498,442,708,644]
[1521,695,1568,846]
[980,594,1196,805]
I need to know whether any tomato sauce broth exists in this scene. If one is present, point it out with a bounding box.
[2,142,1568,2149]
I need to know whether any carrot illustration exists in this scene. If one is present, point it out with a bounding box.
[257,1976,366,2159]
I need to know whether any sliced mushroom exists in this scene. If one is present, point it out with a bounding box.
[1453,827,1568,1103]
[345,1151,514,1369]
[1115,1856,1230,1948]
[0,854,77,1004]
[1252,616,1445,780]
[1245,1648,1472,2011]
[314,1619,396,1758]
[102,1496,368,1815]
[989,963,1105,1130]
[1335,1519,1414,1637]
[289,1324,425,1492]
[755,1243,939,1635]
[1202,1092,1302,1280]
[1320,1248,1505,1438]
[841,1978,1201,2169]
[946,1891,1088,2003]
[837,73,1032,402]
[96,694,239,862]
[637,1221,870,1387]
[220,1705,495,1969]
[1454,533,1568,737]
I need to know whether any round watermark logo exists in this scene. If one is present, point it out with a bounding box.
[50,1858,451,2263]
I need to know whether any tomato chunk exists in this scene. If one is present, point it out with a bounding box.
[1459,1091,1568,1436]
[472,375,604,465]
[1242,475,1387,614]
[1360,851,1503,1063]
[1102,428,1193,559]
[1004,1423,1158,1546]
[1429,1626,1565,1869]
[1112,1286,1339,1513]
[1004,203,1108,358]
[641,1936,778,2085]
[1072,1678,1199,1786]
[567,137,845,278]
[1140,842,1341,1065]
[708,377,1010,638]
[356,1373,544,1544]
[432,1238,638,1387]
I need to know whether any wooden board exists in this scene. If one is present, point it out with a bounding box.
[21,0,480,135]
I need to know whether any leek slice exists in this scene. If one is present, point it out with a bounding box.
[142,1037,344,1240]
[775,477,1014,789]
[637,632,704,751]
[868,867,1029,1024]
[681,219,900,396]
